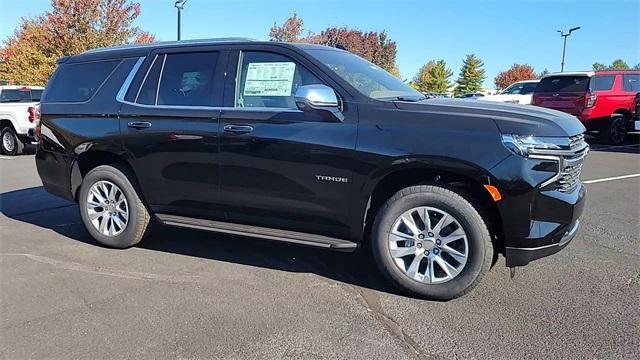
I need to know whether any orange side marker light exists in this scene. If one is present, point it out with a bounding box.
[483,184,502,202]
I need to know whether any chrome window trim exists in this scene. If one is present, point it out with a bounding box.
[155,54,167,106]
[134,54,158,103]
[115,54,302,113]
[115,56,146,102]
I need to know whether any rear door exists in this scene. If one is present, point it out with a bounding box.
[534,75,590,115]
[118,48,227,219]
[217,46,358,239]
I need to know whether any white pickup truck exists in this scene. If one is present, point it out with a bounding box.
[0,85,44,155]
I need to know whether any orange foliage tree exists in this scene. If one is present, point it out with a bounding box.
[0,0,155,85]
[494,64,538,90]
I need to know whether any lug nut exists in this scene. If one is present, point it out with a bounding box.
[433,249,439,255]
[416,243,422,249]
[425,250,429,255]
[436,239,441,245]
[418,234,425,239]
[428,232,434,237]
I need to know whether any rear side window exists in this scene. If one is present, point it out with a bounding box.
[592,75,615,91]
[45,60,120,102]
[156,52,219,106]
[623,74,640,92]
[0,89,41,102]
[536,76,590,93]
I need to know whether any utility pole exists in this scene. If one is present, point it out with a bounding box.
[557,27,580,72]
[175,0,188,41]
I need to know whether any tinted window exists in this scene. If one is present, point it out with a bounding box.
[0,89,41,102]
[536,76,590,93]
[45,60,120,102]
[623,74,640,92]
[136,55,164,105]
[521,82,537,94]
[157,52,218,106]
[592,75,615,91]
[235,51,323,109]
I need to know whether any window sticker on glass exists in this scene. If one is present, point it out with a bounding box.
[243,62,296,97]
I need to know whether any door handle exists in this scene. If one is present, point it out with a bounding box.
[223,124,254,134]
[127,121,152,129]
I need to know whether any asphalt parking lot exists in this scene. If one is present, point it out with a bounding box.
[1,139,639,360]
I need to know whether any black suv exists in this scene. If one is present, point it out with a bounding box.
[35,39,587,300]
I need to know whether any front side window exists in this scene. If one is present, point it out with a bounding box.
[623,74,640,92]
[306,49,424,101]
[502,83,524,94]
[235,51,322,109]
[156,52,218,107]
[592,75,615,91]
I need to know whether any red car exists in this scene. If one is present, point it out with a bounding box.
[532,70,640,144]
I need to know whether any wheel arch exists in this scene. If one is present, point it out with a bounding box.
[361,162,504,253]
[612,108,632,121]
[72,149,142,203]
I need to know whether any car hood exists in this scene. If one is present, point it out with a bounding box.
[393,98,585,137]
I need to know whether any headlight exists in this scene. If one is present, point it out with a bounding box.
[501,135,569,157]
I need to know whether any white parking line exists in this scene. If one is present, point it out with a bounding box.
[583,173,640,184]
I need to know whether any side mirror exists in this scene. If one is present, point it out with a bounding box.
[295,84,344,122]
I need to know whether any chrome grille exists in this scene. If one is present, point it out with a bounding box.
[555,134,588,192]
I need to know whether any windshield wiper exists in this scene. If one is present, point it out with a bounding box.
[378,96,426,102]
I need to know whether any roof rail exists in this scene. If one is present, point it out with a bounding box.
[82,37,257,54]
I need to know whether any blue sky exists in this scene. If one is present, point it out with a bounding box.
[1,0,638,87]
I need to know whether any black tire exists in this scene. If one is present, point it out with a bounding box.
[371,185,493,301]
[1,126,24,156]
[78,165,150,248]
[599,115,627,145]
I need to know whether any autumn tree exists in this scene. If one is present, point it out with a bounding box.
[454,54,485,97]
[269,12,304,42]
[411,61,435,92]
[592,62,608,71]
[610,59,630,70]
[269,14,400,76]
[494,64,537,90]
[0,0,155,84]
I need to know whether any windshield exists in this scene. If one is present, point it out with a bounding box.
[502,82,537,95]
[306,49,424,101]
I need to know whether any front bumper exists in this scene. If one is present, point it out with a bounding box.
[505,219,580,267]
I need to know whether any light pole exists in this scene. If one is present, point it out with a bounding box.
[557,27,580,72]
[175,0,188,41]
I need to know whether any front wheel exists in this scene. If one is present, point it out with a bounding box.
[371,185,493,300]
[78,165,151,248]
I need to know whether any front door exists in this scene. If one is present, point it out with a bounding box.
[119,49,226,219]
[219,49,358,239]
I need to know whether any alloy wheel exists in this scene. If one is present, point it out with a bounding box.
[86,180,129,236]
[2,130,15,153]
[388,206,469,284]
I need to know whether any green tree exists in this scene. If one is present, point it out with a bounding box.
[633,63,640,70]
[425,60,453,93]
[537,68,550,78]
[610,59,630,70]
[454,54,485,97]
[411,61,435,93]
[592,62,608,71]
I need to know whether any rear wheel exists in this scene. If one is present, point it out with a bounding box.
[78,165,150,248]
[371,185,493,300]
[599,115,627,145]
[1,126,24,156]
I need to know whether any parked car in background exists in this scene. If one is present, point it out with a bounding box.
[423,92,450,99]
[532,71,640,144]
[0,85,44,155]
[634,92,640,130]
[479,80,539,105]
[458,92,485,99]
[36,39,587,300]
